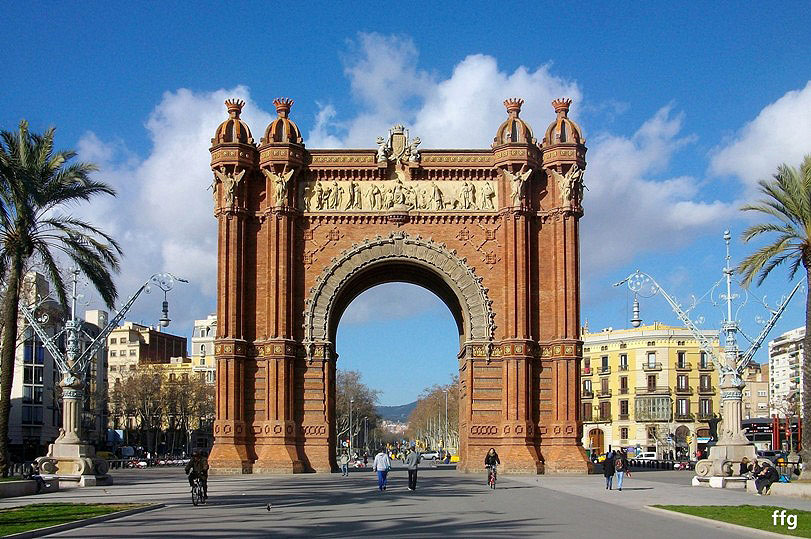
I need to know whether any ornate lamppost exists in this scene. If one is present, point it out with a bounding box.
[616,231,800,485]
[21,269,187,487]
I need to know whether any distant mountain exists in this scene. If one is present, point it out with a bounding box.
[377,401,417,423]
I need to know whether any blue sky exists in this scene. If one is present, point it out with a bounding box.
[2,3,811,405]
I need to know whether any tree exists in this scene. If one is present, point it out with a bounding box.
[407,377,459,451]
[336,370,380,452]
[0,121,121,474]
[738,154,811,468]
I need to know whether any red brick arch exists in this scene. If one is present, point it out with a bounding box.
[208,97,591,474]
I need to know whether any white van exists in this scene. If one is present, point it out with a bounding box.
[636,452,658,460]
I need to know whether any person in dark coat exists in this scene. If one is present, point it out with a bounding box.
[755,462,779,495]
[614,450,630,491]
[603,447,616,490]
[484,448,500,486]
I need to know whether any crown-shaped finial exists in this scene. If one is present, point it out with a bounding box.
[504,98,524,116]
[273,98,294,118]
[225,99,245,118]
[552,98,572,115]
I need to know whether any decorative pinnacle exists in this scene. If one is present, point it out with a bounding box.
[552,98,572,115]
[225,99,245,118]
[503,98,524,116]
[273,98,294,118]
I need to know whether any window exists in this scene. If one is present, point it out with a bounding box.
[699,398,712,417]
[581,403,592,421]
[677,374,688,390]
[120,337,127,344]
[647,426,657,441]
[677,398,689,417]
[758,390,767,397]
[599,401,611,420]
[110,365,117,371]
[744,390,751,397]
[129,349,136,356]
[583,379,592,392]
[583,357,591,373]
[620,427,629,439]
[700,374,711,390]
[699,352,708,368]
[110,338,117,345]
[620,400,629,416]
[129,364,136,371]
[619,354,628,370]
[647,341,656,346]
[620,376,628,393]
[200,344,206,357]
[601,356,609,371]
[646,352,656,368]
[110,350,116,357]
[169,373,176,381]
[677,351,686,368]
[200,358,205,366]
[758,403,768,409]
[601,378,609,394]
[647,374,657,391]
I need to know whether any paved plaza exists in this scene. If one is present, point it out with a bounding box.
[2,467,811,537]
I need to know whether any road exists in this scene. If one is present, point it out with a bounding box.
[1,467,808,537]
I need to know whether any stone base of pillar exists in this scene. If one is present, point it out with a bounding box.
[209,441,252,475]
[298,442,336,473]
[459,443,542,474]
[35,442,113,488]
[540,445,592,475]
[694,441,758,478]
[253,442,305,474]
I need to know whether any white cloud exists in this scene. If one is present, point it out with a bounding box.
[582,106,734,268]
[710,81,811,188]
[339,283,447,325]
[74,86,274,334]
[307,33,582,149]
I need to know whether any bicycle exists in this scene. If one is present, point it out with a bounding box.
[191,476,207,506]
[486,464,497,489]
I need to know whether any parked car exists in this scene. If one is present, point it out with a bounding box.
[420,450,440,460]
[757,450,788,464]
[636,452,658,461]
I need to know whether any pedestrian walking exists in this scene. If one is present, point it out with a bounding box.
[338,451,350,476]
[373,448,392,491]
[614,450,630,491]
[363,452,369,467]
[405,446,422,491]
[603,446,616,490]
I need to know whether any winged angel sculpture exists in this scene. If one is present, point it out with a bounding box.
[263,165,296,206]
[546,164,586,206]
[213,167,246,207]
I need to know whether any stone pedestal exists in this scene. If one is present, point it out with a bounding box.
[35,441,112,488]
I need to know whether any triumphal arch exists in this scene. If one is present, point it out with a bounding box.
[208,95,590,474]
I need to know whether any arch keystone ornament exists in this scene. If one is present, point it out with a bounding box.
[208,96,591,475]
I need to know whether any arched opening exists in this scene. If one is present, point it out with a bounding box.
[674,425,690,461]
[328,262,465,464]
[588,428,605,456]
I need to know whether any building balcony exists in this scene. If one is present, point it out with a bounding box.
[698,385,716,395]
[698,363,714,371]
[675,413,694,421]
[618,364,629,371]
[598,389,612,398]
[619,387,630,395]
[619,438,629,445]
[636,386,672,395]
[595,415,612,423]
[582,367,593,376]
[618,414,630,421]
[643,362,662,372]
[582,390,594,399]
[599,367,611,375]
[675,362,692,371]
[697,413,715,421]
[675,386,693,395]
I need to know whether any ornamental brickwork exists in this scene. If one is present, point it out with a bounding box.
[208,96,591,474]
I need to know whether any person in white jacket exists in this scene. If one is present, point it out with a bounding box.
[373,449,392,491]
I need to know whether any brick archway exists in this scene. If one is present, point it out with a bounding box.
[208,96,591,475]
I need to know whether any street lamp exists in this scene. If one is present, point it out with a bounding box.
[349,398,354,456]
[615,231,801,480]
[22,269,187,484]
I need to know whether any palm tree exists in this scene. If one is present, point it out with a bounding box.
[0,120,122,475]
[738,154,811,467]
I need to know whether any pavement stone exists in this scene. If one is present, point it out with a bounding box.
[0,468,804,537]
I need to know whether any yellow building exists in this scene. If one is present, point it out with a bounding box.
[107,322,187,384]
[581,323,721,459]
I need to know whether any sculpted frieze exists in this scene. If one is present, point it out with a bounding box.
[299,179,498,212]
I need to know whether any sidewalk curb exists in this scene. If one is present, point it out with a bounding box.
[4,503,165,538]
[645,506,794,538]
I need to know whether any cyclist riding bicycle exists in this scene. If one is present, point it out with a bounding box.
[484,447,500,486]
[185,450,209,500]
